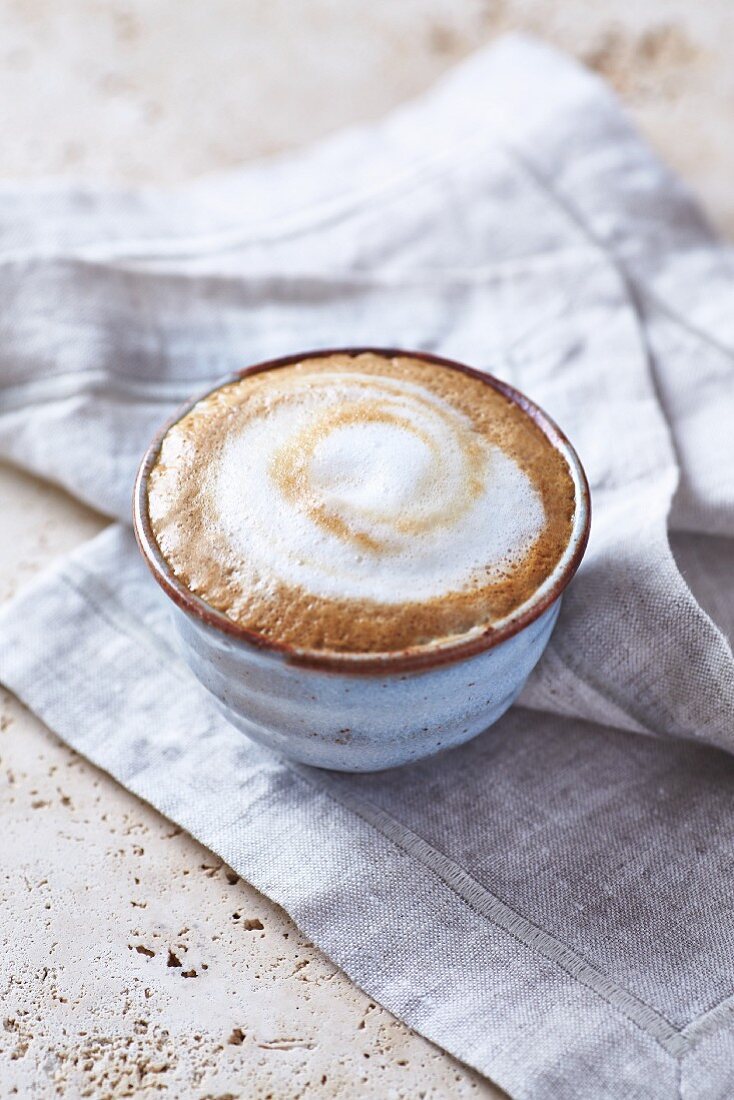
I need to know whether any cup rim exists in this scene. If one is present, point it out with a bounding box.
[133,347,591,674]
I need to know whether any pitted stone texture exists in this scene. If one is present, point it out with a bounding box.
[0,469,496,1098]
[0,516,495,1097]
[0,2,731,1096]
[0,1,732,233]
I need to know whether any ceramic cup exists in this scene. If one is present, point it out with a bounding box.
[133,348,590,772]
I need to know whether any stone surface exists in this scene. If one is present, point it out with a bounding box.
[0,1,731,1096]
[0,0,732,235]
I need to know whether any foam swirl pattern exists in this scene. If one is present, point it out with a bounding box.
[217,370,544,603]
[148,353,576,654]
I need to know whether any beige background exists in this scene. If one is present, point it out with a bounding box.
[1,3,731,1097]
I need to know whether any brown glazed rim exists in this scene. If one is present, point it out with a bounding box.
[133,347,591,674]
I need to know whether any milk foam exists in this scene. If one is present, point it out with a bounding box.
[210,370,545,604]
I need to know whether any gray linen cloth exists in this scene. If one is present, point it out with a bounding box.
[1,35,733,1099]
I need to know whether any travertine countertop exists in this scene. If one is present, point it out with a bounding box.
[1,2,731,1096]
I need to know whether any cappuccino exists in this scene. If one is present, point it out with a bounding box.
[147,352,576,654]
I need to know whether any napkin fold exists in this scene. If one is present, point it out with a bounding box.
[1,35,733,1099]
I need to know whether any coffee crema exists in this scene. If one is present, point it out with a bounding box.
[147,352,576,654]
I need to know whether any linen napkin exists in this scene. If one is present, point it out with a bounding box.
[1,34,733,1099]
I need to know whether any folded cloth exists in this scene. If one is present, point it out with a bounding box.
[1,34,733,1099]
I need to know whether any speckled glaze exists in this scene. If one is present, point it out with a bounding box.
[134,348,590,772]
[168,596,562,770]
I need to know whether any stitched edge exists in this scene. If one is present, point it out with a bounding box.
[289,763,688,1059]
[51,548,733,1057]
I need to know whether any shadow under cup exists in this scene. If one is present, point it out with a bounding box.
[133,347,591,772]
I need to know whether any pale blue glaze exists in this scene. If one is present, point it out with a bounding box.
[168,598,562,772]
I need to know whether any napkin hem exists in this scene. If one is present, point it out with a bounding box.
[1,541,730,1099]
